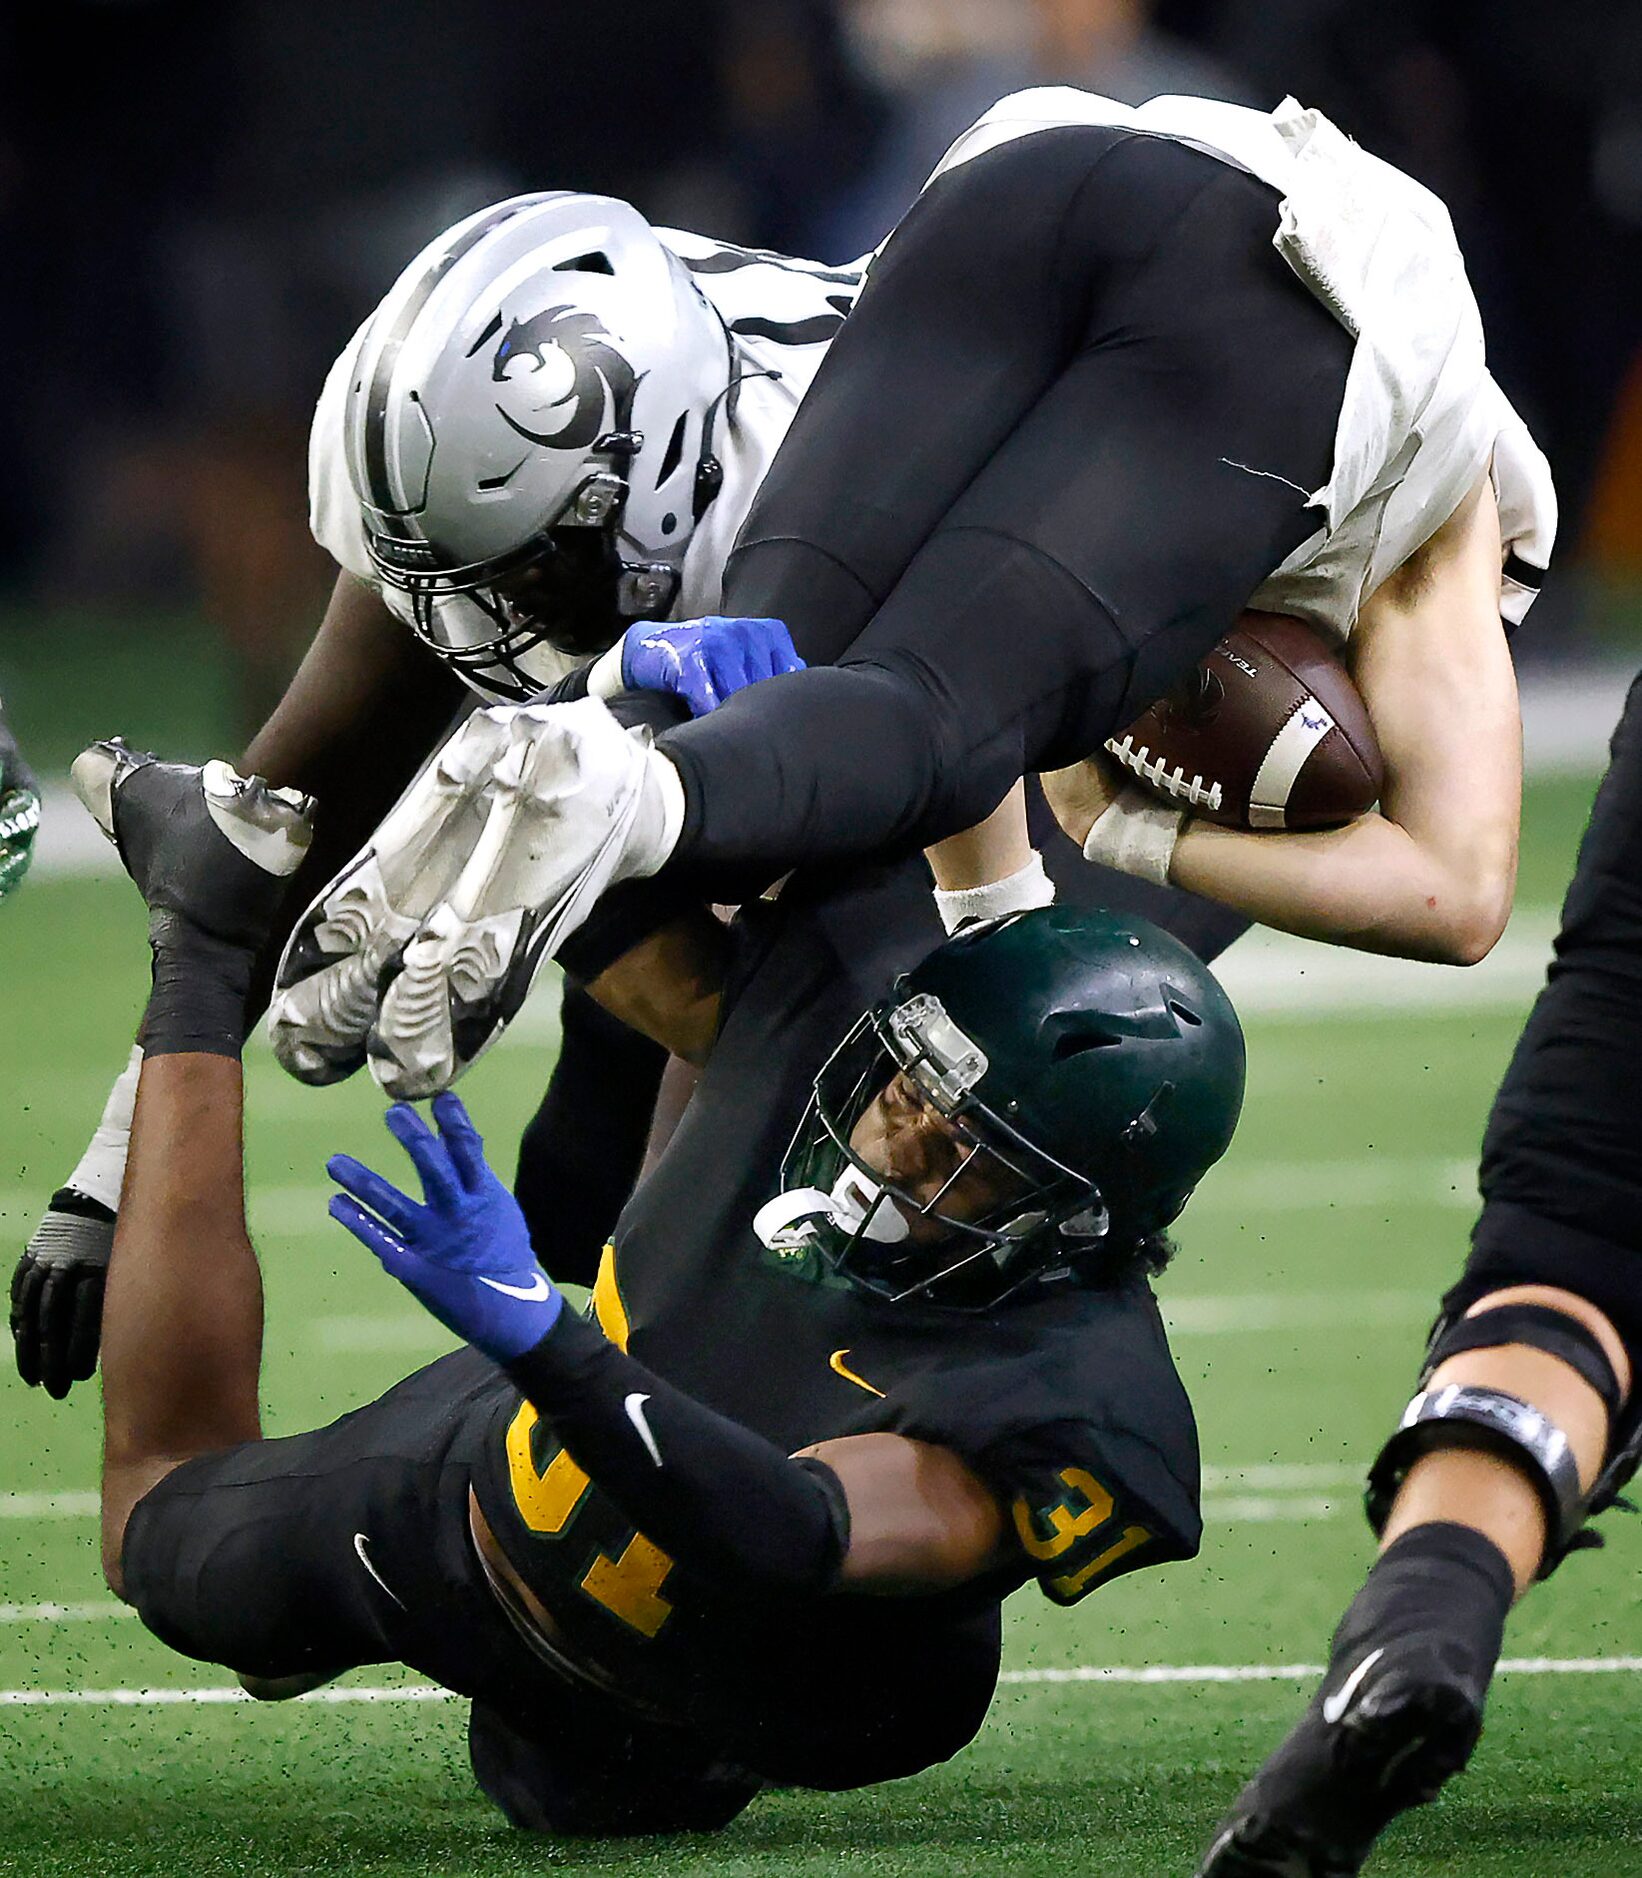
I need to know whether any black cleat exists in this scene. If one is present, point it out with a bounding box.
[1196,1640,1485,1876]
[71,740,314,946]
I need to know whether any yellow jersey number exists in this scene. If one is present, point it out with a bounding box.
[504,1400,675,1640]
[1011,1465,1153,1600]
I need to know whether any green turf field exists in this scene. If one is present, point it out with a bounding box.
[2,772,1637,1877]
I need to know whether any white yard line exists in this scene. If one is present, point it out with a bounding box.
[0,1492,98,1520]
[998,1657,1642,1687]
[6,1657,1641,1706]
[0,1483,1350,1529]
[1211,914,1559,1020]
[1201,1463,1363,1491]
[1200,1496,1344,1523]
[1191,1159,1477,1214]
[0,1155,1486,1247]
[1163,1290,1431,1334]
[0,1602,135,1624]
[0,1685,452,1707]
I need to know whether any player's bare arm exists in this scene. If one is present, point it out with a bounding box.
[1045,474,1521,965]
[66,748,316,1589]
[797,1433,1009,1592]
[581,905,730,1066]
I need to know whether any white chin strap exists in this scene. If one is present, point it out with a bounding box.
[752,1169,911,1252]
[827,1166,911,1244]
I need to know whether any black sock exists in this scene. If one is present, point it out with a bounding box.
[140,914,255,1060]
[1329,1522,1515,1699]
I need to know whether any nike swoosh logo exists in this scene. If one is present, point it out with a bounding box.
[353,1532,406,1610]
[625,1392,664,1468]
[1322,1646,1385,1724]
[829,1349,885,1398]
[478,1269,554,1301]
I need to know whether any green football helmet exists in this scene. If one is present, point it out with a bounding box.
[763,907,1246,1309]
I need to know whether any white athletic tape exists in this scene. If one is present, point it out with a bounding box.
[6,1659,1642,1705]
[1248,697,1335,829]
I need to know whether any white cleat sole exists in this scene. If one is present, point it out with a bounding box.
[365,698,662,1099]
[268,708,518,1084]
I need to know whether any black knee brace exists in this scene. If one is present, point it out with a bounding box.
[1365,1301,1636,1578]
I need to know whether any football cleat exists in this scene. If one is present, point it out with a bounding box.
[72,741,313,944]
[365,697,677,1099]
[1195,1639,1485,1877]
[267,711,515,1084]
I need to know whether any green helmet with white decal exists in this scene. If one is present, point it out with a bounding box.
[768,907,1246,1309]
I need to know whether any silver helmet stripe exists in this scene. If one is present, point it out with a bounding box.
[358,197,554,523]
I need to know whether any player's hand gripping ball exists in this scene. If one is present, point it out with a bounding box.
[0,709,42,901]
[328,1094,562,1363]
[621,614,804,717]
[1109,612,1384,830]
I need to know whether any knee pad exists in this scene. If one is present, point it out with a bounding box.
[1365,1301,1637,1578]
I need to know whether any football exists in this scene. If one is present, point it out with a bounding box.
[1106,612,1384,830]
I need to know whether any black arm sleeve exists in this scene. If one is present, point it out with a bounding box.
[505,1310,851,1602]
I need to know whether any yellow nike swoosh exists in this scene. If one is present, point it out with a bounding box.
[829,1349,885,1398]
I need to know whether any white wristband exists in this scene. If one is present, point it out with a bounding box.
[933,851,1055,936]
[1081,786,1184,887]
[66,1043,144,1211]
[585,631,633,701]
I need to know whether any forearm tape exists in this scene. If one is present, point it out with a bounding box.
[505,1310,850,1601]
[140,919,256,1059]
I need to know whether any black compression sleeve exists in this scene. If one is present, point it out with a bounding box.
[504,1310,851,1602]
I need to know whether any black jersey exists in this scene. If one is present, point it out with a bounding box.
[469,859,1201,1773]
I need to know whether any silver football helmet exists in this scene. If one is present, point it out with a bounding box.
[343,191,734,696]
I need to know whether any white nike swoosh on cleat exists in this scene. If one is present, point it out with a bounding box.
[477,1269,554,1301]
[1322,1646,1386,1724]
[353,1532,406,1610]
[624,1392,664,1468]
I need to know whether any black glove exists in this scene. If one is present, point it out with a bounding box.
[11,1188,115,1398]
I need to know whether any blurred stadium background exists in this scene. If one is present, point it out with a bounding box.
[3,4,1640,1874]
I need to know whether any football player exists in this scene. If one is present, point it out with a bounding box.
[13,174,1244,1396]
[0,700,41,901]
[263,87,1555,1100]
[10,190,860,1394]
[79,737,1242,1833]
[1193,680,1642,1877]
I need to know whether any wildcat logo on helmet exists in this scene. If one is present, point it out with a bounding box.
[491,306,640,452]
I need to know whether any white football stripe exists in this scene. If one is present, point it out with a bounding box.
[1248,697,1336,829]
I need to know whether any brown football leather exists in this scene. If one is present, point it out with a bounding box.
[1106,611,1384,831]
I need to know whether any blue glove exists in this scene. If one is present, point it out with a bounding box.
[621,615,804,717]
[327,1093,562,1362]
